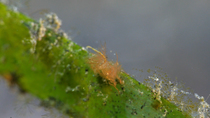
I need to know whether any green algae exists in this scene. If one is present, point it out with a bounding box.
[0,2,193,118]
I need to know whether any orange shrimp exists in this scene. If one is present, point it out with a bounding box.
[86,44,123,92]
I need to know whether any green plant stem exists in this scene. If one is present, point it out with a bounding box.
[0,3,192,118]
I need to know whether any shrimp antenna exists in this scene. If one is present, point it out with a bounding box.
[115,53,119,65]
[86,46,107,61]
[206,94,210,101]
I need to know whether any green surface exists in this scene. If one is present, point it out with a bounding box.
[0,3,193,118]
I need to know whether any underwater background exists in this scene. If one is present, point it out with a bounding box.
[0,0,210,117]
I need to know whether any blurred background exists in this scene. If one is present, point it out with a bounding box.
[1,0,210,117]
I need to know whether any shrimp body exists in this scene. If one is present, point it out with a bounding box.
[86,45,123,91]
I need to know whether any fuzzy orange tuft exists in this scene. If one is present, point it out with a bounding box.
[86,44,123,91]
